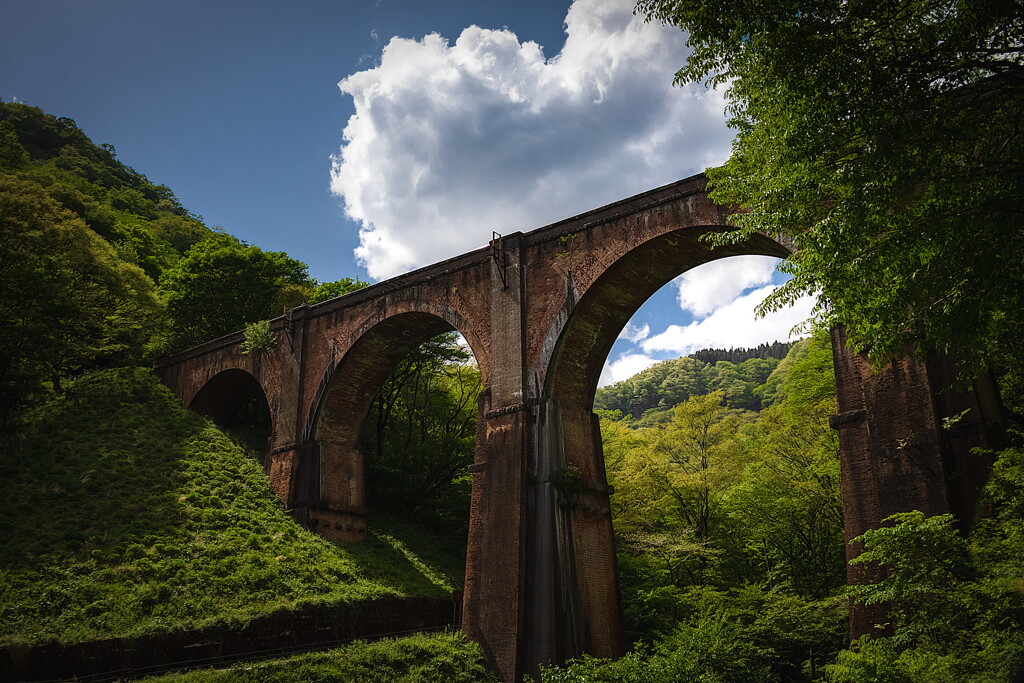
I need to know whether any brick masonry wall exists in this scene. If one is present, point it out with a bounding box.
[1,597,456,682]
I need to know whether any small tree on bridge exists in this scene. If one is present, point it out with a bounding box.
[240,320,277,355]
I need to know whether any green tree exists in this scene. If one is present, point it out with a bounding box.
[308,277,369,304]
[708,360,760,410]
[601,336,845,644]
[727,335,845,598]
[605,392,749,591]
[0,177,163,424]
[638,0,1024,365]
[360,333,481,530]
[539,586,846,682]
[149,214,213,254]
[240,319,277,355]
[0,120,30,171]
[159,234,312,350]
[657,356,709,408]
[822,447,1024,682]
[655,391,747,542]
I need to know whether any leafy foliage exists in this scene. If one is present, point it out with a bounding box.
[308,277,370,304]
[538,587,846,683]
[729,334,844,598]
[652,391,748,543]
[361,333,481,534]
[240,319,277,355]
[825,449,1024,682]
[0,103,202,422]
[595,348,789,418]
[599,333,845,660]
[159,234,312,350]
[0,176,164,424]
[638,0,1024,366]
[611,8,1024,675]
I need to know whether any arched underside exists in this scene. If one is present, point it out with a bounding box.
[189,369,268,423]
[188,369,273,465]
[545,228,792,411]
[297,310,479,542]
[189,368,272,446]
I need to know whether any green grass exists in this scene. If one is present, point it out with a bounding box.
[349,509,467,597]
[139,631,496,682]
[0,368,466,646]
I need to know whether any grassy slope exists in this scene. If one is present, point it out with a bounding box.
[0,368,464,646]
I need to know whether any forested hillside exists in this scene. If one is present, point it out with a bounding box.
[594,341,794,419]
[548,332,1024,682]
[0,102,367,426]
[0,105,472,675]
[590,335,849,676]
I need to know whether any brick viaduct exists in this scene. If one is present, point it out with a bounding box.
[155,173,1002,682]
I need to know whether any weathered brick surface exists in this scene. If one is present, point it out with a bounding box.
[156,174,995,680]
[462,393,528,683]
[829,327,1001,637]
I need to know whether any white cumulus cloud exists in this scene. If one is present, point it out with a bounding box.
[617,322,650,343]
[599,352,662,387]
[676,256,781,317]
[330,0,733,280]
[643,286,817,357]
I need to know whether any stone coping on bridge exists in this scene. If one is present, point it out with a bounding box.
[153,173,713,368]
[518,172,711,250]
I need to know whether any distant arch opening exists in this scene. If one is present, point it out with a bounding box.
[543,228,791,410]
[359,331,482,536]
[189,369,272,464]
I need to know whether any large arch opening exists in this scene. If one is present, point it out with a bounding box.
[299,310,485,598]
[538,228,847,669]
[189,369,273,465]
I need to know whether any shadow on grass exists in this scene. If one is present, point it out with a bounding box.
[341,510,467,599]
[0,368,192,569]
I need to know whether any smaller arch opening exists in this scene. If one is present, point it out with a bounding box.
[189,369,272,464]
[359,331,481,538]
[303,310,484,601]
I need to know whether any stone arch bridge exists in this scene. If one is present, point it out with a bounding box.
[156,173,1000,682]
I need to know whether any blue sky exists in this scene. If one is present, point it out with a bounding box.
[1,0,814,385]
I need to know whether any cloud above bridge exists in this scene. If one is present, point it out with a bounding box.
[331,0,816,384]
[330,0,733,280]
